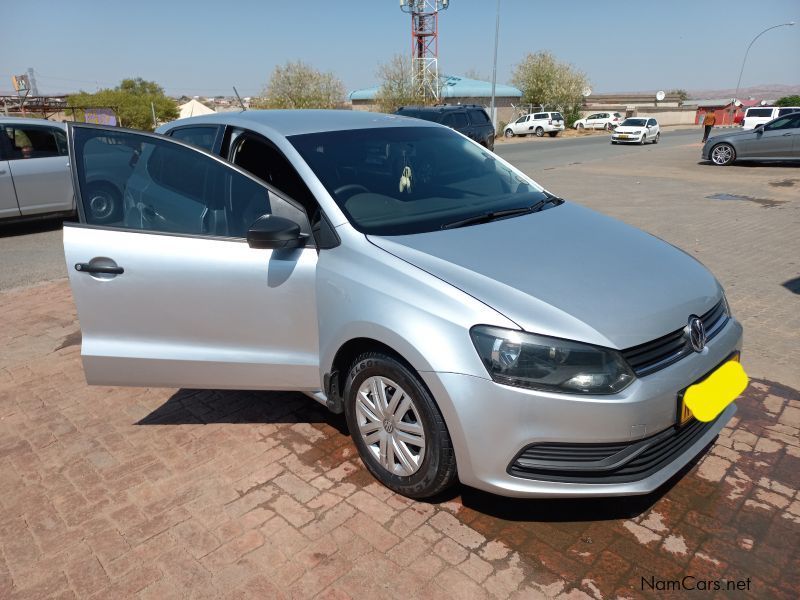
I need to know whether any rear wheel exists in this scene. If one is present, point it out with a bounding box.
[85,182,121,224]
[344,352,457,499]
[504,128,514,138]
[710,143,735,166]
[547,131,558,137]
[604,123,613,131]
[534,127,544,137]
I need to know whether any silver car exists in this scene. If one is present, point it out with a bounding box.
[702,111,800,165]
[1,117,127,225]
[63,111,744,499]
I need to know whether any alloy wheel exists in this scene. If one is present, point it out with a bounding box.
[711,144,734,165]
[355,376,426,476]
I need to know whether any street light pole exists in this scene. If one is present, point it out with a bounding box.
[734,21,795,107]
[489,0,500,130]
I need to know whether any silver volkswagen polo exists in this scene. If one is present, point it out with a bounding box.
[63,111,745,499]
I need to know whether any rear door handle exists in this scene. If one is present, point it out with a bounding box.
[75,263,124,275]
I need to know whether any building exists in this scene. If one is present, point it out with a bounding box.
[690,98,761,126]
[348,75,523,123]
[579,92,696,126]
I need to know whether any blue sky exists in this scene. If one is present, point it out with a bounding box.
[2,0,798,97]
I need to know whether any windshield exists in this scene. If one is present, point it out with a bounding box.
[289,127,550,235]
[620,118,647,127]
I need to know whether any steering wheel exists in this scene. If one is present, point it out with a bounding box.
[333,184,369,200]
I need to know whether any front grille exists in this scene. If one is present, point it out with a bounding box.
[509,417,716,484]
[621,299,728,377]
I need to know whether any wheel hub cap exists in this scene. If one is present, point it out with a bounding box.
[356,376,426,476]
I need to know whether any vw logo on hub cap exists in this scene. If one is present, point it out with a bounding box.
[383,419,394,433]
[688,316,706,352]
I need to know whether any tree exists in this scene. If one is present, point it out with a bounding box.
[670,89,689,103]
[374,54,427,114]
[257,61,345,109]
[67,78,177,131]
[774,95,800,107]
[511,51,589,123]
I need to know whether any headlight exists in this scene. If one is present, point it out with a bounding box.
[470,326,635,394]
[633,130,642,134]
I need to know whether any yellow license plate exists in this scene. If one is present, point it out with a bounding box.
[618,134,629,139]
[679,357,748,424]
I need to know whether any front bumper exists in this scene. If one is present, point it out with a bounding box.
[612,133,645,143]
[420,317,743,497]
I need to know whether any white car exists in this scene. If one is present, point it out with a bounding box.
[504,112,565,138]
[573,112,624,130]
[741,106,800,130]
[611,117,660,144]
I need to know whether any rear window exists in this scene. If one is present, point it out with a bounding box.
[552,113,564,120]
[746,108,773,118]
[468,109,490,124]
[777,108,800,117]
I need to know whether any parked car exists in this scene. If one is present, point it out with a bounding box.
[741,106,800,130]
[1,117,128,225]
[611,117,660,144]
[504,112,565,138]
[702,111,800,165]
[63,110,745,499]
[573,112,624,130]
[394,104,494,150]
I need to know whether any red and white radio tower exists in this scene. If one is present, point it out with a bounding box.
[399,0,451,102]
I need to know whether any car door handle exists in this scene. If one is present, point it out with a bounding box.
[75,263,124,275]
[782,132,792,136]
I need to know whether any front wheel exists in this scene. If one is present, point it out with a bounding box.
[653,132,660,144]
[504,128,514,138]
[576,123,585,130]
[710,143,735,166]
[344,352,457,499]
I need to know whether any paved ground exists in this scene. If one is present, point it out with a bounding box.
[0,281,798,599]
[1,134,799,599]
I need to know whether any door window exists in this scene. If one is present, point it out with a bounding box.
[72,127,308,239]
[3,125,67,160]
[764,114,800,131]
[514,116,527,124]
[168,126,220,151]
[647,119,657,126]
[442,112,469,129]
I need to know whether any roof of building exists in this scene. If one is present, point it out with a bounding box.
[349,75,522,101]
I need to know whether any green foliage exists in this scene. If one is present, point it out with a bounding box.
[774,95,800,107]
[669,89,689,103]
[67,78,178,131]
[374,54,428,114]
[256,61,345,109]
[511,51,589,114]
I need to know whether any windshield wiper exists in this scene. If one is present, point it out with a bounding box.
[442,195,563,230]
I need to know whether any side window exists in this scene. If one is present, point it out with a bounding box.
[777,108,799,117]
[168,126,219,151]
[440,113,456,128]
[3,125,67,160]
[588,114,599,120]
[468,109,490,124]
[73,127,309,240]
[647,119,657,126]
[765,115,800,131]
[533,113,548,120]
[515,116,527,124]
[229,134,317,216]
[451,112,469,129]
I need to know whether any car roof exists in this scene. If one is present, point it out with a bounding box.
[163,109,440,137]
[0,117,66,129]
[396,104,485,113]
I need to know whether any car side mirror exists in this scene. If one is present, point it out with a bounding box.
[247,214,308,249]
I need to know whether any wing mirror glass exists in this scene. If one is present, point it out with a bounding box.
[247,214,308,249]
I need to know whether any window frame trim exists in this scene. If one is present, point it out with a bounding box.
[3,123,67,161]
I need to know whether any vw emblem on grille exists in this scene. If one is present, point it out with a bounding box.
[688,316,706,353]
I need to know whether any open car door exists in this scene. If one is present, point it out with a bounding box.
[63,123,320,391]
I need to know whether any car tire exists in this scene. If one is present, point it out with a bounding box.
[611,141,618,144]
[639,134,647,145]
[653,132,660,144]
[577,123,585,130]
[710,143,735,166]
[504,128,514,138]
[534,127,544,137]
[343,352,457,499]
[548,132,558,137]
[605,123,613,131]
[84,182,121,224]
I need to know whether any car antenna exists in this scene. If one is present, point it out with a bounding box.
[233,86,247,111]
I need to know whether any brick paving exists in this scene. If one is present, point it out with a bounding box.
[1,280,799,599]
